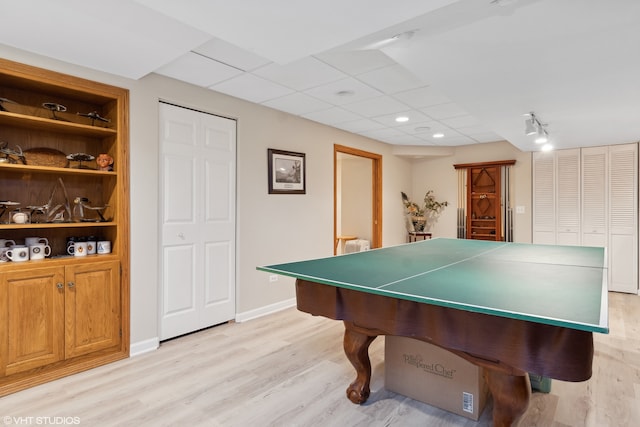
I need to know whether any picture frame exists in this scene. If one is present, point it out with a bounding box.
[268,148,306,194]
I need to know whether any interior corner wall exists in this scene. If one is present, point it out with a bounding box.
[0,44,413,349]
[408,141,532,243]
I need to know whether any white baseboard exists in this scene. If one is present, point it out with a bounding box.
[130,337,159,357]
[235,298,296,323]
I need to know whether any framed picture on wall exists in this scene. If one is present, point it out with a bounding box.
[268,148,306,194]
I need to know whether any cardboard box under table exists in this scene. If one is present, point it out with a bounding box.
[385,336,490,421]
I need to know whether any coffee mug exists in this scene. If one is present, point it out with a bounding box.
[87,239,97,255]
[7,245,29,262]
[0,239,16,249]
[25,237,49,246]
[67,241,88,257]
[0,247,9,262]
[97,241,111,254]
[29,243,51,260]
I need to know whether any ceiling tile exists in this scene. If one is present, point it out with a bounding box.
[356,64,425,94]
[209,73,294,103]
[371,110,432,127]
[341,95,408,117]
[466,132,505,143]
[303,77,383,105]
[381,134,427,145]
[392,86,452,109]
[302,107,362,125]
[262,92,333,115]
[136,0,458,64]
[361,127,409,139]
[440,114,482,128]
[420,102,470,120]
[252,57,347,91]
[314,49,396,75]
[193,37,271,71]
[395,120,449,135]
[334,118,387,133]
[0,0,211,79]
[155,52,243,87]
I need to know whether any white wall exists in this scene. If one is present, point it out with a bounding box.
[0,45,413,350]
[340,155,373,244]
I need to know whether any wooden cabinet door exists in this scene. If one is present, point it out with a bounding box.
[0,267,65,376]
[65,261,121,359]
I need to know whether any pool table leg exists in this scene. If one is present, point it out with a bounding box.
[484,369,531,427]
[343,321,377,404]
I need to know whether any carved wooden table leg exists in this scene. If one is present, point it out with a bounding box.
[343,321,377,404]
[484,369,531,426]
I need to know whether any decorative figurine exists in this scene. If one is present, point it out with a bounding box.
[66,152,95,169]
[27,178,72,223]
[96,153,114,171]
[0,141,25,164]
[77,111,110,126]
[42,102,67,120]
[73,196,110,222]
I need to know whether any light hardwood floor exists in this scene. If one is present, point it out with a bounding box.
[0,292,638,426]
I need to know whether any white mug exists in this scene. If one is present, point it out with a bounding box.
[68,241,88,257]
[87,239,97,255]
[7,245,29,262]
[97,241,111,254]
[29,243,51,260]
[25,237,49,246]
[0,247,9,262]
[0,239,16,248]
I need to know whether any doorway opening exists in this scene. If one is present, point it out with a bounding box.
[334,144,382,255]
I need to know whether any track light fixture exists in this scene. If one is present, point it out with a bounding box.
[524,112,549,145]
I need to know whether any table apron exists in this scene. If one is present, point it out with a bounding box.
[296,279,594,382]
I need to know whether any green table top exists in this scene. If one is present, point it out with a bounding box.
[258,238,609,333]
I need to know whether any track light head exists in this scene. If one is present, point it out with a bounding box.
[525,118,537,135]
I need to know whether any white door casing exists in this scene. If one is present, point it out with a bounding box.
[159,103,236,340]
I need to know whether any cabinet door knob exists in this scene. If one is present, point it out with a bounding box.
[67,282,75,288]
[57,282,63,289]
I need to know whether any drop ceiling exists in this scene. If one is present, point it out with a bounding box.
[1,0,639,152]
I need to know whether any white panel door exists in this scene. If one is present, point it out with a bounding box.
[159,103,236,340]
[532,152,556,244]
[608,143,637,293]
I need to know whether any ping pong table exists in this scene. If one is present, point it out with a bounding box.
[257,238,608,426]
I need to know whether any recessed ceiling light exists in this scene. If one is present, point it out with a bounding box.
[433,132,444,138]
[395,116,409,123]
[335,90,355,97]
[414,126,431,133]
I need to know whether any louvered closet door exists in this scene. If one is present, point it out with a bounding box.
[533,152,556,244]
[581,147,607,248]
[556,149,581,245]
[608,144,638,293]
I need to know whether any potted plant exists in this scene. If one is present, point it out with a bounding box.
[401,191,448,232]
